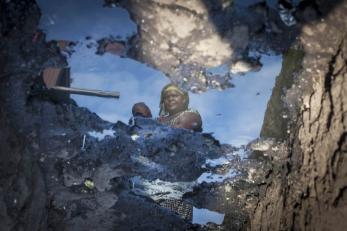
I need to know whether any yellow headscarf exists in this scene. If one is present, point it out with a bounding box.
[159,84,189,116]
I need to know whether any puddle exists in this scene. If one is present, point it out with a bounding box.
[37,0,281,227]
[10,0,304,229]
[37,0,282,148]
[37,0,136,41]
[192,207,225,225]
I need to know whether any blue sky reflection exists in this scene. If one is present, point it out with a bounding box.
[37,0,136,41]
[190,55,281,145]
[69,44,169,123]
[37,0,282,146]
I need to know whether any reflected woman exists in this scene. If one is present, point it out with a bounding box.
[132,84,202,132]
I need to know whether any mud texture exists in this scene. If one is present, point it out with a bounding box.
[111,0,298,92]
[253,0,347,230]
[1,0,347,230]
[260,47,304,140]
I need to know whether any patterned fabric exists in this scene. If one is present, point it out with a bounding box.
[158,199,193,221]
[158,108,201,127]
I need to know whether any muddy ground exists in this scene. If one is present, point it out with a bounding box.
[0,0,346,230]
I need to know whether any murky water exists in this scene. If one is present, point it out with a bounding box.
[37,0,282,147]
[37,0,136,40]
[37,0,282,226]
[192,207,225,225]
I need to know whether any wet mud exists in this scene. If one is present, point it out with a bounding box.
[0,0,347,230]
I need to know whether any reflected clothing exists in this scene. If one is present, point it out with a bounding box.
[157,108,202,132]
[158,199,193,221]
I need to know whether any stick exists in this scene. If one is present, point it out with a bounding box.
[50,86,120,99]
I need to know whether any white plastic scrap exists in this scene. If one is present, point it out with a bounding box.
[249,139,274,151]
[81,135,86,150]
[131,134,140,141]
[88,129,115,141]
[197,169,237,184]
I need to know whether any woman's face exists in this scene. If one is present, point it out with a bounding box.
[163,90,186,115]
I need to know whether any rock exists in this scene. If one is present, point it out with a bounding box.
[252,1,347,230]
[260,47,304,140]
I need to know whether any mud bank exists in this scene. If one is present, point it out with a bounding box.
[251,0,347,230]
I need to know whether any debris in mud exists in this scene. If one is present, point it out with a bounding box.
[84,179,95,189]
[55,40,75,52]
[96,38,127,56]
[38,111,270,229]
[87,128,116,141]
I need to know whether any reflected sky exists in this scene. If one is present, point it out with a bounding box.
[37,0,136,40]
[191,55,281,145]
[192,207,224,225]
[69,44,169,124]
[37,0,282,146]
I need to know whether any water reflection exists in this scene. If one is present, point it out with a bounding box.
[37,0,136,41]
[191,55,281,145]
[192,207,225,225]
[37,0,282,147]
[68,43,169,123]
